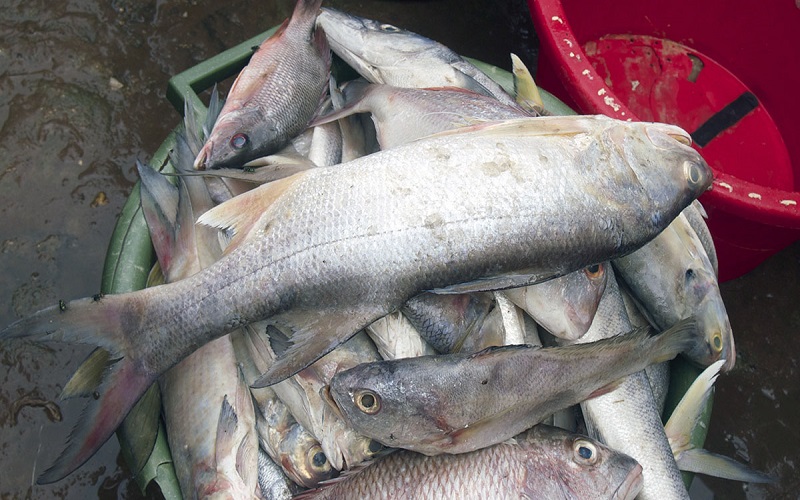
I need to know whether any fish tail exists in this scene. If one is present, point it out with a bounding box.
[664,360,775,483]
[1,293,159,483]
[648,316,701,364]
[292,0,324,24]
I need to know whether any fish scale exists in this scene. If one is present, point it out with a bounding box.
[0,115,711,482]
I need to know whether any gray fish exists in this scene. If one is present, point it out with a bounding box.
[231,329,336,489]
[310,82,529,149]
[504,264,608,341]
[401,292,495,353]
[0,115,710,482]
[256,448,297,500]
[613,212,735,371]
[316,8,519,107]
[298,425,643,500]
[325,318,700,456]
[194,0,330,170]
[563,266,690,500]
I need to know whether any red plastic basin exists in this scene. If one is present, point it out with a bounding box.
[528,0,800,281]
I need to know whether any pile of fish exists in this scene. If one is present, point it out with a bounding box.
[1,0,774,498]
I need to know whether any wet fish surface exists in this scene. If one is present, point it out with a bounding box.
[326,318,701,455]
[195,0,330,170]
[0,115,711,482]
[316,8,519,107]
[298,425,643,500]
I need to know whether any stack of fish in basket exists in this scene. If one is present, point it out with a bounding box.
[0,1,774,498]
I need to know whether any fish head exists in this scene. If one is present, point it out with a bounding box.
[522,425,643,500]
[317,8,445,84]
[683,276,736,371]
[194,108,281,170]
[524,264,608,341]
[326,359,446,450]
[279,425,337,488]
[611,121,712,231]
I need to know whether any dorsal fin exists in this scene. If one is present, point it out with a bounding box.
[197,170,309,253]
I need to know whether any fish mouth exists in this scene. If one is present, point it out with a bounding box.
[611,463,643,500]
[644,122,693,149]
[320,385,347,421]
[193,144,210,170]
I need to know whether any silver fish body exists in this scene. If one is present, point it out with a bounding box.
[0,115,711,480]
[299,425,643,500]
[613,212,735,371]
[564,266,689,500]
[316,8,519,107]
[326,318,700,456]
[311,82,529,149]
[505,264,607,341]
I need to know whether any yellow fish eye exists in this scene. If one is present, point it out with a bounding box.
[354,389,382,414]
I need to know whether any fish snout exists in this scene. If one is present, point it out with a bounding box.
[612,462,644,500]
[320,384,347,421]
[194,144,211,170]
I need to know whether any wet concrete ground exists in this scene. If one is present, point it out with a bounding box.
[0,1,795,498]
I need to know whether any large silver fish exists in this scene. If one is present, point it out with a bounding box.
[194,0,330,170]
[325,318,700,456]
[298,425,643,500]
[0,115,711,482]
[316,8,519,107]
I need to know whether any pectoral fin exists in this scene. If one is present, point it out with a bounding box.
[252,306,384,388]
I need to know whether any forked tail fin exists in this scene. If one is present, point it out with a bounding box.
[1,293,158,483]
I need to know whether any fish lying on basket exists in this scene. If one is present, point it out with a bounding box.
[0,113,712,485]
[3,2,771,498]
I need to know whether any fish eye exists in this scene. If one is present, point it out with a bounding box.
[379,23,400,32]
[684,160,704,186]
[307,445,329,471]
[712,332,723,352]
[367,439,384,454]
[354,389,381,414]
[230,133,249,149]
[573,439,598,465]
[584,263,604,279]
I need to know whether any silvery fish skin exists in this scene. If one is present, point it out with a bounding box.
[140,107,258,499]
[257,448,296,500]
[505,264,607,340]
[683,201,718,276]
[311,82,529,149]
[0,115,711,481]
[620,283,671,414]
[401,292,495,353]
[316,8,519,107]
[195,0,330,170]
[365,311,437,360]
[613,212,735,371]
[326,318,700,456]
[230,328,336,489]
[299,425,643,500]
[563,266,690,500]
[261,327,384,471]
